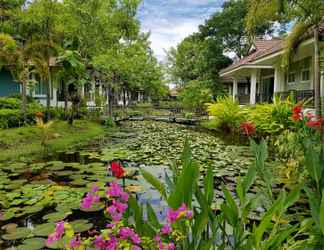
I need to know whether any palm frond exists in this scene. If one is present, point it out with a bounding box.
[282,22,311,68]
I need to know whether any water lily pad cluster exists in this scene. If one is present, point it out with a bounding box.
[101,121,253,176]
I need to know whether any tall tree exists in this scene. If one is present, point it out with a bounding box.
[246,0,324,115]
[0,33,33,118]
[199,0,273,59]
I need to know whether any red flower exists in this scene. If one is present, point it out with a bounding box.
[111,161,125,178]
[306,117,324,128]
[240,122,256,136]
[292,105,303,121]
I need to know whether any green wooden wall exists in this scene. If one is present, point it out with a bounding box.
[0,70,20,97]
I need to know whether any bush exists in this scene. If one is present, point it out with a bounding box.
[0,97,22,109]
[246,100,293,135]
[135,102,153,109]
[104,117,116,128]
[179,80,213,112]
[127,110,143,117]
[207,96,244,132]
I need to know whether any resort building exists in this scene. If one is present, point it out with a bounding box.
[220,26,324,106]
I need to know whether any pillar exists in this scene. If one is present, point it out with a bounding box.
[233,78,238,102]
[250,69,257,105]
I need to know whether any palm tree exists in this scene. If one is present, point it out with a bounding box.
[247,0,324,115]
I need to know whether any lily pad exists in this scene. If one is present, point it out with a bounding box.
[18,238,45,250]
[2,227,32,240]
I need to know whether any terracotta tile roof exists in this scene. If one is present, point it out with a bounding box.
[220,38,284,75]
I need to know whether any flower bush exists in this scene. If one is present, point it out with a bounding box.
[46,179,192,250]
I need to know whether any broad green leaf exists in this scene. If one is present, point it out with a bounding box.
[204,166,214,205]
[140,169,167,200]
[320,191,324,235]
[146,203,161,229]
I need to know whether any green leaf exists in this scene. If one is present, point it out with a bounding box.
[204,166,214,205]
[254,191,286,249]
[140,169,167,200]
[305,187,320,229]
[146,203,161,229]
[320,190,324,235]
[284,187,300,209]
[168,160,199,208]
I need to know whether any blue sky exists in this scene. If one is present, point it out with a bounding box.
[138,0,225,60]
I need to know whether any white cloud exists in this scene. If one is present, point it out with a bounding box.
[138,0,224,61]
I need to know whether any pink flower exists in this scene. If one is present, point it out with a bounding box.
[132,246,142,250]
[168,242,175,250]
[93,236,106,249]
[131,233,141,245]
[111,212,122,222]
[106,237,118,250]
[46,221,65,246]
[167,203,193,223]
[69,236,81,249]
[81,185,101,209]
[186,210,193,219]
[159,242,164,250]
[113,200,128,213]
[119,227,141,245]
[167,208,178,223]
[120,191,129,202]
[154,235,161,242]
[161,224,172,235]
[81,193,100,209]
[106,182,123,198]
[91,184,99,193]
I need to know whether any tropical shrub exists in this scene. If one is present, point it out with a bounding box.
[104,117,116,128]
[246,100,293,135]
[179,80,212,112]
[0,97,21,109]
[207,96,244,133]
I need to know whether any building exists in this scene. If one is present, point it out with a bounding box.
[220,26,324,106]
[0,60,144,108]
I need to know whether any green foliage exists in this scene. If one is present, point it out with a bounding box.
[103,117,116,128]
[246,99,293,135]
[179,80,213,112]
[207,96,244,132]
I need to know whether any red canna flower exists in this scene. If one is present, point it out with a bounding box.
[111,161,125,178]
[292,105,303,121]
[240,122,256,136]
[306,117,324,128]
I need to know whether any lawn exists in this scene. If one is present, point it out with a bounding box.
[0,120,106,162]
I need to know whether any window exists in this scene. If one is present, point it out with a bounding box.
[288,72,296,84]
[34,75,46,96]
[301,69,310,82]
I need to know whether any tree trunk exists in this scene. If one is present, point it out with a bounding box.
[314,26,321,116]
[21,80,27,121]
[64,82,68,113]
[107,84,113,117]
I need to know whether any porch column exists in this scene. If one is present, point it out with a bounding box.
[250,69,257,105]
[233,78,238,102]
[80,85,85,98]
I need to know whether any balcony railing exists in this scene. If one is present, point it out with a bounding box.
[276,90,315,107]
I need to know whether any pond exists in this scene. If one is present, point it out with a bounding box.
[0,121,254,250]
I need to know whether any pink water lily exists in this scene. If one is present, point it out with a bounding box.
[46,221,65,246]
[69,236,81,249]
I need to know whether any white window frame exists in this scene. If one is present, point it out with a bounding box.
[300,68,310,83]
[287,71,296,85]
